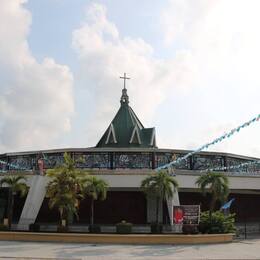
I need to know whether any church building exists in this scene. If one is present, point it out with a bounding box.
[0,76,260,229]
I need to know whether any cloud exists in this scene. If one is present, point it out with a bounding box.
[0,0,74,152]
[160,0,260,80]
[72,2,259,158]
[159,0,260,157]
[72,3,197,146]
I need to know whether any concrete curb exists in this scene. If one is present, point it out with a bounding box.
[0,232,234,245]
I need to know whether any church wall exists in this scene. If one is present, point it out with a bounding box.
[78,191,147,224]
[2,172,260,226]
[36,191,147,225]
[175,172,260,190]
[12,195,26,223]
[146,195,170,224]
[8,188,260,225]
[0,188,8,222]
[0,188,26,223]
[146,195,163,223]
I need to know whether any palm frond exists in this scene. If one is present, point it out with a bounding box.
[45,152,92,222]
[141,170,178,200]
[196,172,230,211]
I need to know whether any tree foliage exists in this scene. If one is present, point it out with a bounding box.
[82,176,108,225]
[141,170,179,224]
[0,175,28,226]
[0,175,28,196]
[46,152,87,224]
[196,172,229,213]
[199,211,236,234]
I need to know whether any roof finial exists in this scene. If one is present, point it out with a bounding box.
[120,73,130,90]
[119,73,130,105]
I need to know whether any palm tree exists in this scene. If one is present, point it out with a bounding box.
[196,172,229,216]
[141,170,179,224]
[46,152,86,226]
[0,175,28,228]
[82,176,108,226]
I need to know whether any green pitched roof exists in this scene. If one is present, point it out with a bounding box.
[96,87,157,148]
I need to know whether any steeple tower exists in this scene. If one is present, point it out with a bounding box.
[96,74,157,148]
[120,87,129,105]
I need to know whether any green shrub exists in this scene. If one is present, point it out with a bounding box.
[88,224,101,233]
[57,225,69,233]
[199,211,236,234]
[116,220,132,234]
[0,224,9,231]
[29,223,40,232]
[182,224,199,234]
[150,223,163,234]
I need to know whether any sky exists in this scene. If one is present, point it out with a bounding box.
[0,0,259,158]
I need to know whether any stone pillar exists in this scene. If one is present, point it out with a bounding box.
[147,195,162,223]
[147,190,180,225]
[17,175,49,230]
[166,190,180,226]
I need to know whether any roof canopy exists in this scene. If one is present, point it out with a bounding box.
[96,85,157,148]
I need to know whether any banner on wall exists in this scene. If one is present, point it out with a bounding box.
[37,159,44,175]
[173,205,200,225]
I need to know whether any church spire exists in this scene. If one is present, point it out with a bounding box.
[96,73,157,148]
[120,73,130,105]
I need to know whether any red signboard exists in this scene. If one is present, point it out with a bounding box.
[173,205,200,224]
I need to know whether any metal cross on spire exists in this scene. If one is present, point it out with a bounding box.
[120,73,130,90]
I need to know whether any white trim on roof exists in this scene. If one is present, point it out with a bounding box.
[105,123,117,144]
[129,125,141,144]
[150,128,156,146]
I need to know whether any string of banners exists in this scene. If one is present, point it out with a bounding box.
[156,113,260,171]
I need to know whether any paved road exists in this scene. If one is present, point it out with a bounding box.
[0,239,260,260]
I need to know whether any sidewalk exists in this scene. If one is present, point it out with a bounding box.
[0,239,260,259]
